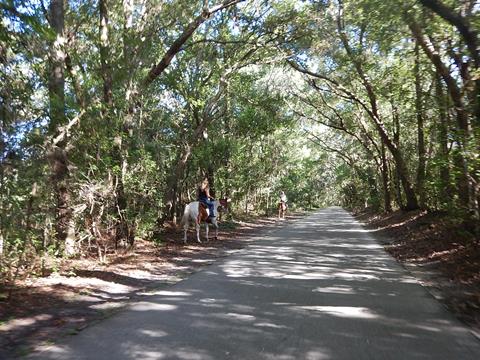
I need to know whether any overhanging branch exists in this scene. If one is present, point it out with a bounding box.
[144,0,246,86]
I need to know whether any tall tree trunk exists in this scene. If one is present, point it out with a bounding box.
[409,20,475,216]
[370,105,418,209]
[415,43,427,209]
[435,72,453,208]
[392,108,404,209]
[162,144,192,225]
[0,126,4,256]
[380,143,392,212]
[48,0,65,137]
[337,4,419,210]
[158,72,230,226]
[354,115,391,212]
[48,0,75,255]
[366,168,379,209]
[107,0,136,246]
[160,110,217,224]
[99,0,113,107]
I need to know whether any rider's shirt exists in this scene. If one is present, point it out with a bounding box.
[198,187,214,217]
[198,187,208,200]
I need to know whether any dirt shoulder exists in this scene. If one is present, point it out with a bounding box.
[0,214,301,358]
[355,209,480,336]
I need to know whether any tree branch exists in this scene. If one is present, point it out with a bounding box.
[144,0,246,86]
[418,0,479,66]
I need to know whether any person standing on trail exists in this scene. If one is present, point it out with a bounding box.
[198,178,215,219]
[278,190,288,219]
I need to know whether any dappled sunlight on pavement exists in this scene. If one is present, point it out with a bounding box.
[27,207,480,360]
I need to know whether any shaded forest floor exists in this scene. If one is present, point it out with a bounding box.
[0,213,301,358]
[356,209,480,336]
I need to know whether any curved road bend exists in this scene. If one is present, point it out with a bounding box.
[28,207,480,360]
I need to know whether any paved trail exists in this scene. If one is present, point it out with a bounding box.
[29,207,480,359]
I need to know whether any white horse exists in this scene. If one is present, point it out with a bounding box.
[181,199,229,244]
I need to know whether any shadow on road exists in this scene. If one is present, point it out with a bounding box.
[28,208,480,360]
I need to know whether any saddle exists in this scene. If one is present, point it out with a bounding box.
[198,202,213,223]
[199,202,207,210]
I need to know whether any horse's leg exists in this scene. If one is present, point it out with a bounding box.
[183,222,188,244]
[214,221,218,240]
[205,223,209,242]
[196,222,201,243]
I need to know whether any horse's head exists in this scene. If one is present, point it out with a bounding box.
[217,198,231,214]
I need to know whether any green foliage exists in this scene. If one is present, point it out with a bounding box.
[1,0,478,281]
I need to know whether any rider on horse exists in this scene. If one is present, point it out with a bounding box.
[198,178,215,220]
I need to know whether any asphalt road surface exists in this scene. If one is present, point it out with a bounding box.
[28,207,480,359]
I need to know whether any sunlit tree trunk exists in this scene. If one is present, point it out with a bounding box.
[100,0,113,107]
[415,43,426,209]
[48,0,75,255]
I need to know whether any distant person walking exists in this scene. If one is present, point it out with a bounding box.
[278,191,287,219]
